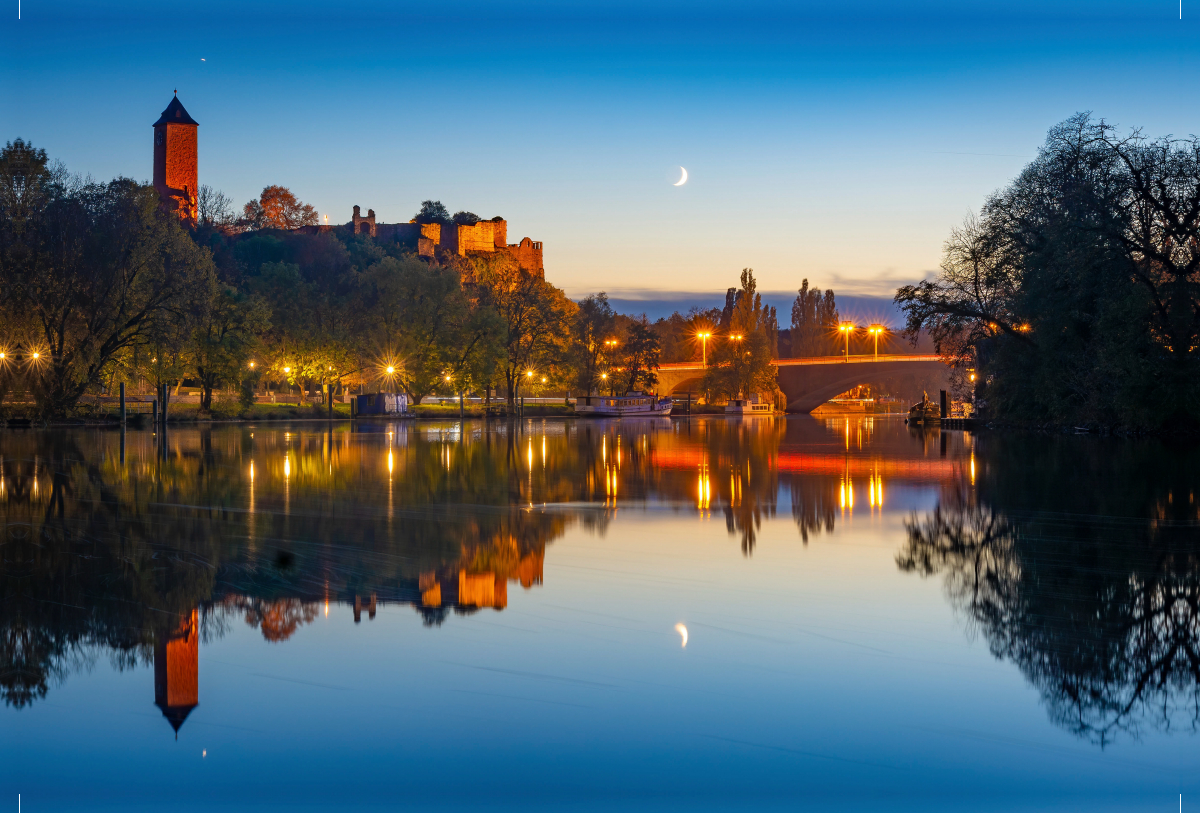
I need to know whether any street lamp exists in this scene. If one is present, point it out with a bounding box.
[838,322,857,360]
[698,332,712,365]
[867,324,886,360]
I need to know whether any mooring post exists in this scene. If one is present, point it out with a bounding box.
[939,389,948,419]
[119,382,126,425]
[152,396,158,426]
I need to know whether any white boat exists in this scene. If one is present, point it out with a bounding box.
[574,391,673,417]
[725,397,774,415]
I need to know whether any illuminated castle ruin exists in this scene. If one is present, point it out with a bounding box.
[341,206,545,277]
[152,94,544,276]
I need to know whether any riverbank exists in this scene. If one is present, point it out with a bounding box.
[0,401,584,426]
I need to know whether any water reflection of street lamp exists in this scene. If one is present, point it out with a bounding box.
[867,324,886,360]
[698,332,712,365]
[838,322,857,360]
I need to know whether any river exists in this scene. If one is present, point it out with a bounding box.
[1,417,1196,811]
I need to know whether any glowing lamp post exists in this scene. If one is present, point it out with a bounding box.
[698,332,712,366]
[838,322,857,361]
[867,324,886,360]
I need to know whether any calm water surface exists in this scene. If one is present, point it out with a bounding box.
[1,417,1197,812]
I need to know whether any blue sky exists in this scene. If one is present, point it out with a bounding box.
[3,1,1197,310]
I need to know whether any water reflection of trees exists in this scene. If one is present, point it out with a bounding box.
[789,476,838,543]
[0,426,574,708]
[898,438,1200,746]
[2,417,954,707]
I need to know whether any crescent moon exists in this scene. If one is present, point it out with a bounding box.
[675,623,688,648]
[673,167,688,186]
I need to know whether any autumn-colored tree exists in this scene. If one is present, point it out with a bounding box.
[242,185,318,230]
[470,253,575,405]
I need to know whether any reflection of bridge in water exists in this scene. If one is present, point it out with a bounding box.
[658,354,948,412]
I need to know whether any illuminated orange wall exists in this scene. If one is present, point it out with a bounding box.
[153,123,198,223]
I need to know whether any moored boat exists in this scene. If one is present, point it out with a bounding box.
[906,392,941,425]
[725,397,774,415]
[574,391,673,417]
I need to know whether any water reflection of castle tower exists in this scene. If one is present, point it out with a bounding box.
[154,609,199,737]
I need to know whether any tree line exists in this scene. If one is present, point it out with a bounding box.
[897,114,1200,430]
[1,139,852,417]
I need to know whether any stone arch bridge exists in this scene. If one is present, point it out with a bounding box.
[657,354,948,413]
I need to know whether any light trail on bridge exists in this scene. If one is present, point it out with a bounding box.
[657,354,943,371]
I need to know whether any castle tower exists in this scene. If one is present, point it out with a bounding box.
[154,609,199,736]
[152,94,199,225]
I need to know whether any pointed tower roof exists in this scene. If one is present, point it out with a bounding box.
[156,699,198,734]
[153,95,199,127]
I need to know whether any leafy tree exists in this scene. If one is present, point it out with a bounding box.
[896,113,1200,428]
[452,211,480,225]
[0,141,216,415]
[413,200,452,225]
[241,185,318,230]
[620,316,661,392]
[248,261,352,400]
[190,286,271,411]
[702,269,779,400]
[355,255,502,403]
[790,279,839,356]
[571,293,618,393]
